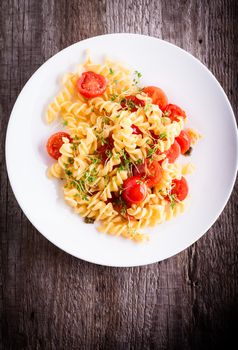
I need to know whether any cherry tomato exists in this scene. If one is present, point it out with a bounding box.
[143,86,168,111]
[164,140,181,163]
[76,71,107,98]
[145,160,162,187]
[122,176,147,205]
[171,177,189,201]
[133,160,162,188]
[176,130,191,154]
[164,104,186,122]
[97,135,114,163]
[131,124,143,135]
[120,95,145,112]
[46,132,72,160]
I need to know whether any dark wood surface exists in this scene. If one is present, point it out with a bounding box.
[1,0,238,349]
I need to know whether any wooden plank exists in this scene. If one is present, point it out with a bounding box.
[0,0,237,349]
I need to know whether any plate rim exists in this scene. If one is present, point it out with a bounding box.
[5,33,238,267]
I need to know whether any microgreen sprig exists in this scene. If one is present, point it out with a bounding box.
[168,194,177,209]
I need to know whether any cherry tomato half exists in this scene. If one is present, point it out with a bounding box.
[145,160,163,187]
[164,104,186,122]
[77,71,107,98]
[164,140,181,163]
[133,160,162,188]
[120,95,145,112]
[46,132,72,160]
[176,130,191,154]
[143,86,168,111]
[171,177,189,201]
[122,176,147,205]
[131,124,143,135]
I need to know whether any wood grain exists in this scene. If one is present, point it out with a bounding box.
[0,0,237,349]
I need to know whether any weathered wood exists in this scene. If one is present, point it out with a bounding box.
[0,0,237,349]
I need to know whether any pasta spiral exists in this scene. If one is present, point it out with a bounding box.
[46,74,78,124]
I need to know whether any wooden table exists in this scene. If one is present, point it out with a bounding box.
[1,1,237,349]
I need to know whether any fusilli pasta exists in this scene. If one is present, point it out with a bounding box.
[45,54,200,242]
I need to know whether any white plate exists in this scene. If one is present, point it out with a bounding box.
[6,34,238,267]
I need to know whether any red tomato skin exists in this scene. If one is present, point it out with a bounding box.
[97,144,108,163]
[97,135,114,163]
[164,104,186,122]
[150,131,159,140]
[122,176,147,205]
[176,130,191,154]
[120,95,145,112]
[143,86,168,111]
[145,161,162,187]
[165,140,181,163]
[171,177,189,201]
[76,71,107,98]
[132,160,162,188]
[133,163,146,177]
[131,124,143,135]
[46,132,72,160]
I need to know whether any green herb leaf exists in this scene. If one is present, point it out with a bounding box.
[118,164,125,171]
[91,157,100,165]
[121,206,127,215]
[133,70,142,85]
[105,149,112,158]
[144,104,152,112]
[118,150,133,174]
[114,152,121,160]
[110,93,118,101]
[96,132,107,145]
[102,116,110,125]
[147,144,159,160]
[70,179,86,193]
[65,170,72,176]
[136,179,144,185]
[163,111,170,118]
[159,132,167,140]
[126,99,136,111]
[135,70,142,78]
[168,194,177,209]
[160,116,166,124]
[109,68,114,75]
